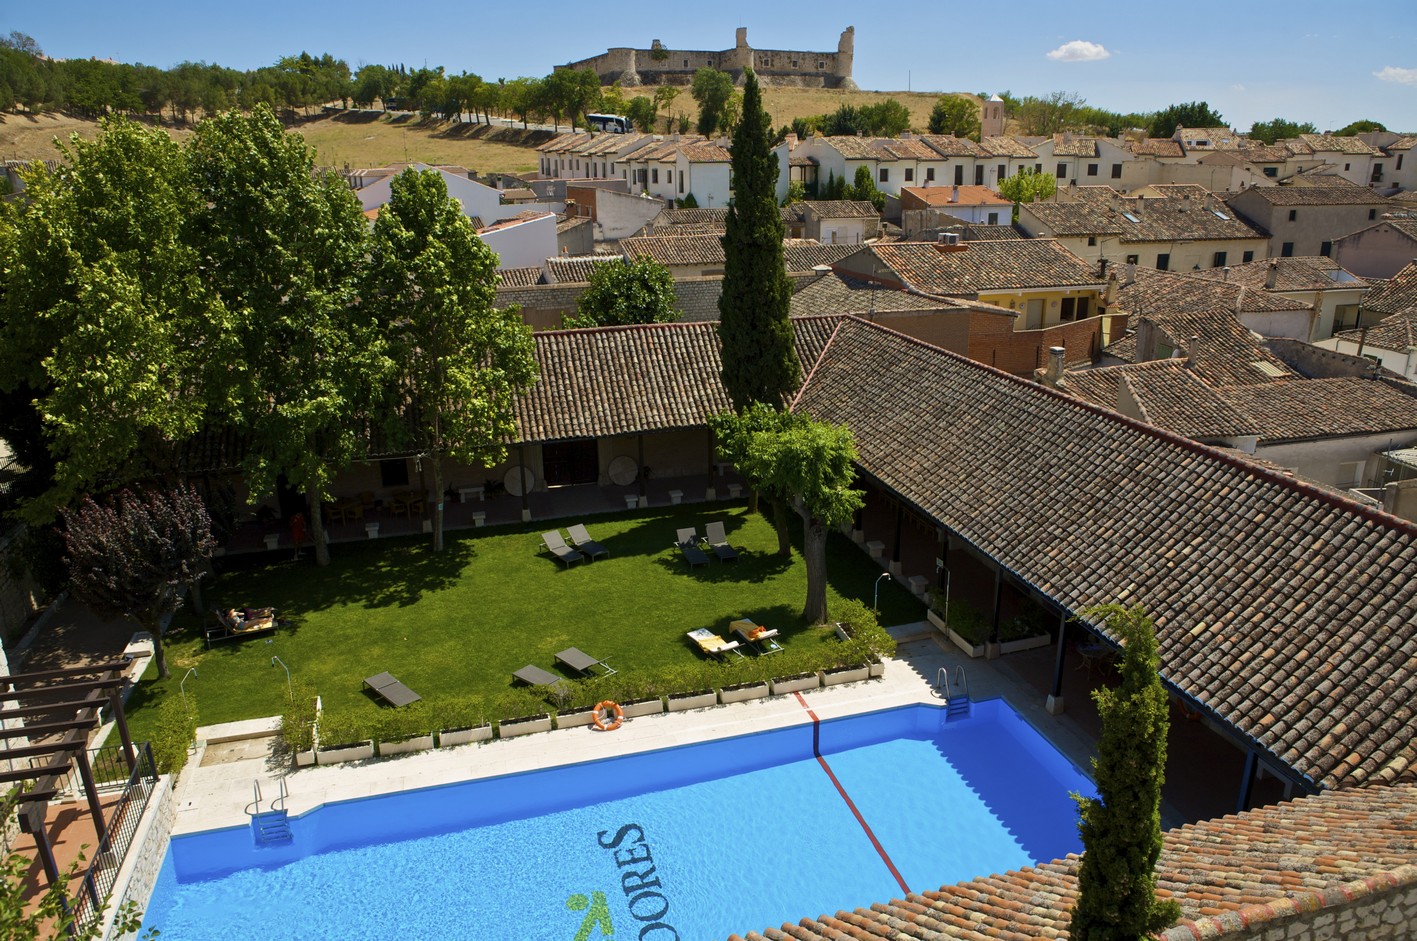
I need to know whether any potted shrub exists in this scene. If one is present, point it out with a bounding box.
[663,663,722,712]
[833,599,895,678]
[999,606,1052,655]
[376,703,435,757]
[821,663,871,686]
[942,604,989,658]
[314,710,374,765]
[431,695,492,747]
[280,682,319,768]
[667,688,718,712]
[493,690,552,738]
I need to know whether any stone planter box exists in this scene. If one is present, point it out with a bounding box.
[926,608,948,631]
[666,690,718,713]
[293,749,316,767]
[555,708,597,729]
[438,725,493,747]
[869,660,885,678]
[316,741,374,765]
[498,714,552,738]
[719,681,769,703]
[947,628,986,658]
[620,697,665,718]
[833,621,853,642]
[1000,634,1051,655]
[771,672,821,696]
[377,733,434,757]
[822,664,871,687]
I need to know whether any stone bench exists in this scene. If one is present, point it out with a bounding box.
[668,489,684,505]
[470,512,486,527]
[624,494,641,509]
[907,575,930,598]
[727,483,743,499]
[866,540,885,560]
[458,486,485,503]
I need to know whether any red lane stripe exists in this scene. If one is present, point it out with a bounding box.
[792,693,912,896]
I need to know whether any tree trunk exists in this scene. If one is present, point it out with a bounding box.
[772,496,792,557]
[748,487,760,515]
[189,578,205,614]
[802,515,829,624]
[432,453,445,552]
[148,615,170,679]
[308,484,331,567]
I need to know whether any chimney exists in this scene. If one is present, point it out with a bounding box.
[1104,270,1119,307]
[1222,265,1231,281]
[1043,346,1067,387]
[1098,258,1110,279]
[1180,195,1192,212]
[1264,260,1279,290]
[950,184,959,203]
[785,132,799,148]
[1186,335,1201,368]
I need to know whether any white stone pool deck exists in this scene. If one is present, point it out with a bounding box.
[173,625,1112,837]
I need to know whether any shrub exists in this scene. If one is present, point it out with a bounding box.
[151,694,198,776]
[279,680,319,753]
[316,708,375,749]
[944,602,991,645]
[427,694,487,731]
[373,701,434,743]
[833,597,896,663]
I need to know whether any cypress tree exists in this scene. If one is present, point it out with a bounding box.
[718,68,799,411]
[1070,604,1182,941]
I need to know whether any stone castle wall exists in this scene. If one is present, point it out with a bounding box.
[560,27,855,90]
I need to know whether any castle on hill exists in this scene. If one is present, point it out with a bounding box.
[558,27,856,89]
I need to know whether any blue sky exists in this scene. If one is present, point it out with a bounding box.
[5,1,1414,131]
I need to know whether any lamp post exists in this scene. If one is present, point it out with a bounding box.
[272,656,293,702]
[873,571,891,613]
[180,668,198,712]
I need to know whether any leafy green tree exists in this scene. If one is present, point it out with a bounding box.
[652,85,680,120]
[1334,119,1386,135]
[691,67,736,136]
[998,167,1056,220]
[928,94,981,139]
[365,168,538,552]
[820,169,847,200]
[186,106,378,567]
[1146,100,1225,138]
[782,180,808,206]
[1015,91,1085,135]
[677,191,699,208]
[860,99,912,136]
[500,76,541,127]
[626,95,658,132]
[562,257,680,327]
[849,164,885,212]
[738,413,864,622]
[718,68,800,412]
[62,486,216,679]
[1070,604,1182,941]
[711,403,797,553]
[1248,117,1317,144]
[0,118,230,520]
[560,68,602,131]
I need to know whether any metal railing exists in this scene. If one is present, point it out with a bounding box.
[68,742,159,935]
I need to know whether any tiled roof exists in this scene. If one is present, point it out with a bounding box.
[791,317,1417,792]
[731,783,1417,941]
[1050,136,1098,157]
[789,273,977,318]
[1023,193,1265,243]
[1188,256,1370,293]
[1217,377,1417,442]
[1117,267,1310,316]
[497,266,544,287]
[901,186,1010,208]
[544,255,617,284]
[499,187,536,201]
[1227,185,1390,207]
[651,207,729,228]
[1333,310,1417,353]
[978,136,1038,158]
[801,200,880,219]
[872,240,1103,295]
[960,224,1030,240]
[1235,143,1293,162]
[918,135,989,158]
[1388,136,1417,151]
[513,318,840,443]
[1060,360,1259,438]
[556,216,591,235]
[1360,260,1417,316]
[1174,126,1243,149]
[679,142,731,163]
[620,233,723,267]
[1131,306,1298,387]
[782,242,861,271]
[1297,133,1381,156]
[1128,138,1185,157]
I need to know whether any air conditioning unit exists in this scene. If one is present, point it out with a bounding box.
[937,232,960,246]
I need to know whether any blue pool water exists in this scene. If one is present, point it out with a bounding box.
[144,699,1093,940]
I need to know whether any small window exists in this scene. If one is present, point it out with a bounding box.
[1125,254,1139,264]
[1398,154,1405,170]
[1263,166,1278,177]
[987,212,999,225]
[904,168,914,182]
[791,60,798,68]
[679,176,684,194]
[954,165,964,185]
[974,165,984,185]
[879,168,889,183]
[1156,253,1170,271]
[817,60,825,69]
[1242,250,1255,263]
[1369,208,1378,220]
[998,163,1006,179]
[1212,251,1227,267]
[1320,240,1332,257]
[1111,163,1123,179]
[1281,242,1294,257]
[683,59,689,67]
[651,168,658,184]
[1086,163,1098,176]
[1344,163,1351,171]
[1056,163,1067,178]
[1087,236,1097,246]
[926,167,935,181]
[1035,163,1043,174]
[380,459,410,488]
[1288,209,1297,222]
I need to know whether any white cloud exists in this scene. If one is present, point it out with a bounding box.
[1374,66,1417,85]
[1046,40,1111,63]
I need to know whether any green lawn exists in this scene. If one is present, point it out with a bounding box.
[125,505,922,738]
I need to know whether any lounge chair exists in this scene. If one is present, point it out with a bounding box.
[702,521,739,562]
[512,664,567,689]
[730,618,783,654]
[686,628,744,661]
[205,607,280,646]
[541,531,585,567]
[566,523,609,560]
[675,528,710,568]
[363,672,422,707]
[555,647,617,677]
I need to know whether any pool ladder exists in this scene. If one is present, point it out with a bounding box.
[935,666,971,720]
[248,778,293,846]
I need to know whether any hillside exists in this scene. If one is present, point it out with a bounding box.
[1,87,979,176]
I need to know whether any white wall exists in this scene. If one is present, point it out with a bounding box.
[676,157,732,207]
[1257,430,1417,488]
[588,189,666,241]
[479,215,558,270]
[1316,337,1417,381]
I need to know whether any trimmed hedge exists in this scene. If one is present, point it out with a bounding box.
[280,680,319,753]
[151,694,198,776]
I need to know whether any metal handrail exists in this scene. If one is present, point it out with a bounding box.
[248,779,263,817]
[274,777,288,813]
[952,666,969,701]
[68,742,158,935]
[935,666,950,700]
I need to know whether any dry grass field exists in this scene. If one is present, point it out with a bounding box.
[0,112,188,162]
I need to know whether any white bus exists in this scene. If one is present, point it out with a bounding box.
[585,113,631,134]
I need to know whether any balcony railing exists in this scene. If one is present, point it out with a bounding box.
[66,742,159,936]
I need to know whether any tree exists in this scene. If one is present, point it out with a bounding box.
[928,94,980,139]
[653,85,679,121]
[1335,119,1386,135]
[1146,101,1225,138]
[859,99,912,136]
[1070,604,1182,941]
[365,168,537,552]
[186,106,378,568]
[849,164,885,212]
[711,404,796,554]
[500,76,541,127]
[1015,91,1085,135]
[691,67,736,136]
[737,412,864,622]
[1247,117,1317,145]
[625,95,658,132]
[562,257,680,328]
[718,68,800,412]
[62,486,216,680]
[998,167,1056,220]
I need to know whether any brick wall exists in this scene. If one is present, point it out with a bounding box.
[969,314,1129,376]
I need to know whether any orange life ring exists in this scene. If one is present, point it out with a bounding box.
[592,700,624,731]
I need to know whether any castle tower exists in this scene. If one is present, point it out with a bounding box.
[834,27,856,90]
[980,94,1005,138]
[729,27,753,77]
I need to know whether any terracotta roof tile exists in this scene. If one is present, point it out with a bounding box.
[789,273,977,318]
[1188,256,1370,293]
[979,136,1039,158]
[497,266,544,287]
[1216,377,1417,442]
[1333,310,1417,353]
[902,186,1011,208]
[544,255,616,283]
[1061,360,1259,438]
[1226,185,1390,207]
[782,242,861,271]
[1024,191,1265,243]
[918,135,990,158]
[1358,261,1417,317]
[1128,306,1298,386]
[1128,138,1185,158]
[1117,268,1310,317]
[801,200,881,219]
[619,234,856,273]
[871,240,1103,294]
[1297,134,1381,156]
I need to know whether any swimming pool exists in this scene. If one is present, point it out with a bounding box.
[144,698,1094,940]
